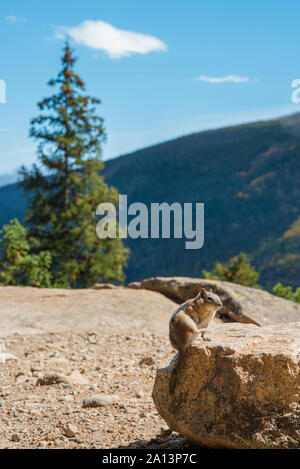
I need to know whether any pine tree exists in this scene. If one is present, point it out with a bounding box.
[19,43,129,288]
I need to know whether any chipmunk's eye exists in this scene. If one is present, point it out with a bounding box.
[207,296,213,302]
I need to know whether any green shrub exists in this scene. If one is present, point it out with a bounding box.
[0,218,52,287]
[203,252,260,288]
[272,283,300,303]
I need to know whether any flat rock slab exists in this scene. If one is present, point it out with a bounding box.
[129,277,300,326]
[0,286,176,338]
[152,322,300,449]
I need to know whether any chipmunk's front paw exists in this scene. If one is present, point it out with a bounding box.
[202,335,211,342]
[200,329,212,342]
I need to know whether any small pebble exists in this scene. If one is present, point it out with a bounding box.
[82,394,119,408]
[64,424,78,438]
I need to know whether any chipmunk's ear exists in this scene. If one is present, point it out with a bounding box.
[195,288,206,301]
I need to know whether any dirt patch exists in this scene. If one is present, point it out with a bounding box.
[0,286,204,449]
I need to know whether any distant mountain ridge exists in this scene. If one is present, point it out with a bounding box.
[1,113,300,289]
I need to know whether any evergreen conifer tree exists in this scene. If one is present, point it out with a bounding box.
[20,43,129,288]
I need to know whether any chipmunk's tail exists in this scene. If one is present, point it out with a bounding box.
[169,351,185,394]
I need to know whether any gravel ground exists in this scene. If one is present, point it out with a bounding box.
[0,286,209,449]
[0,328,203,449]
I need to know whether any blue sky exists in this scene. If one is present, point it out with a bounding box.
[1,0,300,184]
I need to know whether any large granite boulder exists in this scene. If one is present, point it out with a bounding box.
[152,323,300,449]
[152,322,300,449]
[128,277,300,326]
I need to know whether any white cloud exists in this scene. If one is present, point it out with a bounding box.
[54,20,167,59]
[5,15,27,24]
[196,75,251,84]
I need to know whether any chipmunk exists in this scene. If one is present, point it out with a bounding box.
[169,288,222,394]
